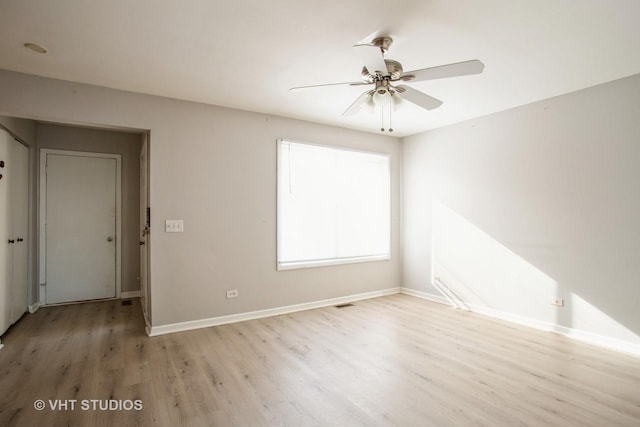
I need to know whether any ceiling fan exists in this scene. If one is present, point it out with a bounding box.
[290,36,484,132]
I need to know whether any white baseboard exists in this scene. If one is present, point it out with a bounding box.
[121,290,141,299]
[148,287,401,337]
[400,287,451,305]
[400,287,640,357]
[28,302,41,314]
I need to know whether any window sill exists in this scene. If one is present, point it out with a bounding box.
[277,254,390,271]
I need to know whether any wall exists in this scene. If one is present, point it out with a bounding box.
[0,116,36,145]
[37,123,142,293]
[403,74,640,351]
[0,69,401,327]
[0,116,37,306]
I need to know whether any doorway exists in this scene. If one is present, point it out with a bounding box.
[39,149,122,304]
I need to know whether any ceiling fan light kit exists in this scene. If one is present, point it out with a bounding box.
[291,35,484,132]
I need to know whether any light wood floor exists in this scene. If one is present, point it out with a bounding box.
[1,295,639,426]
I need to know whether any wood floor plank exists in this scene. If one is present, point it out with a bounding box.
[1,294,639,426]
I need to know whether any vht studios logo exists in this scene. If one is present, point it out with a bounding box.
[34,399,143,411]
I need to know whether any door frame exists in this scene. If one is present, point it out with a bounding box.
[38,149,122,305]
[139,132,151,329]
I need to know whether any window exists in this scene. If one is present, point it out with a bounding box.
[277,139,390,270]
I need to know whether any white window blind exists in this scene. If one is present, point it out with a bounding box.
[277,139,390,270]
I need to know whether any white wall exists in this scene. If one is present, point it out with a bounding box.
[0,69,401,327]
[0,116,36,145]
[403,74,640,350]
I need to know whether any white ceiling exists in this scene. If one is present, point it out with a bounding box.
[1,0,639,137]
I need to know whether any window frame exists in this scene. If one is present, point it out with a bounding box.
[276,138,391,271]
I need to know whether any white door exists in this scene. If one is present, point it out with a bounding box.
[0,130,11,333]
[43,151,119,304]
[139,135,150,323]
[10,140,29,322]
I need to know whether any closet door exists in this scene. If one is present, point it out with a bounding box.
[0,129,29,334]
[0,129,11,334]
[10,141,28,322]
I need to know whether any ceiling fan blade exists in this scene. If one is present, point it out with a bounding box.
[355,30,392,47]
[396,85,443,110]
[401,60,484,83]
[354,44,389,77]
[342,90,372,116]
[290,81,370,91]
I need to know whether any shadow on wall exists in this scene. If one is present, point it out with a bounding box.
[431,200,639,346]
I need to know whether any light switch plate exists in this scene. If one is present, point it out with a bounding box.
[165,219,184,233]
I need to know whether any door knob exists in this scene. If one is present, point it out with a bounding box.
[107,236,114,242]
[139,241,145,246]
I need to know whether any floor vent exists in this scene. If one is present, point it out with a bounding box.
[335,303,355,309]
[121,300,132,306]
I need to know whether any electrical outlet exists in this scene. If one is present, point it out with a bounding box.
[226,289,239,299]
[165,219,184,233]
[551,298,564,307]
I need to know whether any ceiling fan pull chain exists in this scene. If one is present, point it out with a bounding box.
[389,98,394,133]
[380,104,385,132]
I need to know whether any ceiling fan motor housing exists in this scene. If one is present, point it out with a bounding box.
[361,59,403,82]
